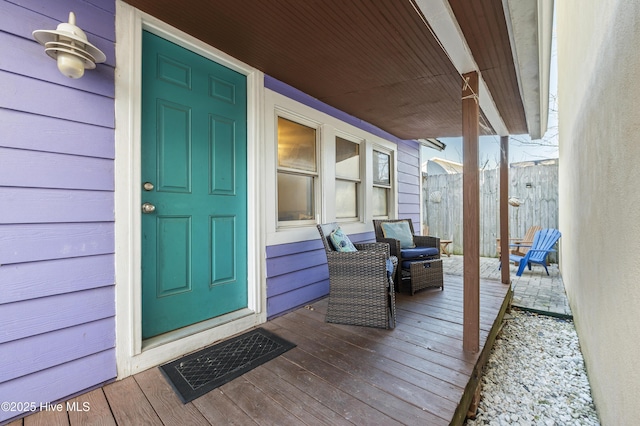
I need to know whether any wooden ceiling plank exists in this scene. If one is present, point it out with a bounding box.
[124,0,530,139]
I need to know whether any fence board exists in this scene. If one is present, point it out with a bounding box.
[423,164,558,259]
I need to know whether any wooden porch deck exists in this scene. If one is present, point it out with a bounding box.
[10,275,511,426]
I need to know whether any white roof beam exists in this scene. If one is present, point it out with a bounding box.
[413,0,510,137]
[502,0,554,139]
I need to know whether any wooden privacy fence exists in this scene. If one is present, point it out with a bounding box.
[423,163,559,260]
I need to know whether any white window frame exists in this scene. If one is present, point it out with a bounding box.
[264,89,397,246]
[372,147,393,219]
[275,113,321,229]
[334,132,364,223]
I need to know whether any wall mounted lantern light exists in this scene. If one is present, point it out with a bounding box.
[33,12,106,79]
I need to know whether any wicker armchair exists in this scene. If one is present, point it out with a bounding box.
[317,223,397,329]
[373,219,440,292]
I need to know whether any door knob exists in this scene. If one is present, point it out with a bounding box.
[142,202,156,213]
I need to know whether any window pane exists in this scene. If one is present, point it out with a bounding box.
[278,117,316,172]
[373,187,388,217]
[373,150,390,185]
[277,172,314,221]
[335,137,360,180]
[336,180,357,219]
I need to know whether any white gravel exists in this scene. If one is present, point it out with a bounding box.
[465,310,600,426]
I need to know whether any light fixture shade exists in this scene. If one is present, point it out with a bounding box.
[33,12,106,78]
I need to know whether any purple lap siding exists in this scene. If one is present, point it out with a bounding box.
[397,140,423,226]
[0,351,116,417]
[0,0,115,422]
[1,109,114,158]
[265,238,329,319]
[0,255,114,305]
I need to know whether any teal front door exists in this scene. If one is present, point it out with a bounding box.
[141,31,248,339]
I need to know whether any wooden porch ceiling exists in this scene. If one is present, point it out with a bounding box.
[125,0,528,140]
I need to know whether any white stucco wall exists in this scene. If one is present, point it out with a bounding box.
[557,1,640,424]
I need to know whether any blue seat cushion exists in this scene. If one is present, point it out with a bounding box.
[402,260,418,269]
[401,247,439,259]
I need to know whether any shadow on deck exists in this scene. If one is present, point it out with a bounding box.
[10,275,511,426]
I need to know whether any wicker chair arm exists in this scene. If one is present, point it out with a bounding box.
[354,242,391,257]
[326,250,387,262]
[376,237,401,258]
[413,235,439,248]
[325,250,389,276]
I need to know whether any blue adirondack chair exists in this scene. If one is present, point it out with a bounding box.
[510,228,561,276]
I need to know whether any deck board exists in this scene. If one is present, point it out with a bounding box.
[134,368,210,426]
[14,275,510,426]
[300,305,476,379]
[23,407,69,426]
[288,304,468,387]
[267,322,451,425]
[190,388,258,425]
[263,355,402,425]
[67,388,115,426]
[24,404,69,426]
[218,377,308,425]
[242,361,355,426]
[271,312,463,400]
[103,377,163,425]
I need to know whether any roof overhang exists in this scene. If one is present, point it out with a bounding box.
[413,0,510,136]
[123,0,554,140]
[502,0,555,139]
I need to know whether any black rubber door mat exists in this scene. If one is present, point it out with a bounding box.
[160,328,296,403]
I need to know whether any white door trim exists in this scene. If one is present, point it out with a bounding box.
[114,1,266,378]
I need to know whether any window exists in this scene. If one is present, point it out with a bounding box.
[335,137,360,220]
[277,117,318,223]
[372,150,391,217]
[266,88,399,243]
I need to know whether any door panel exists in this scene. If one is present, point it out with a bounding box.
[156,216,191,297]
[157,101,191,193]
[141,31,247,339]
[211,215,236,285]
[209,116,236,195]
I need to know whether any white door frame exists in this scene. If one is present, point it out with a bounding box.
[114,1,265,378]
